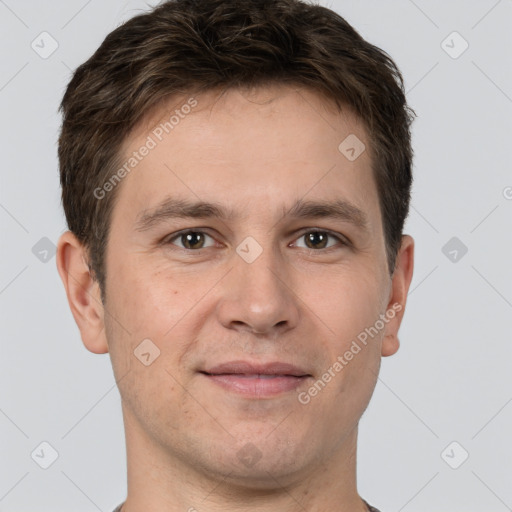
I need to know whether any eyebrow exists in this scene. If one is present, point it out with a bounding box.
[134,197,369,232]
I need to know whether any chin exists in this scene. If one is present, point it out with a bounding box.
[195,434,315,489]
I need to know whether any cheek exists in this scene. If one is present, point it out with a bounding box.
[103,265,200,435]
[309,273,384,423]
[108,258,197,339]
[300,265,386,352]
[105,259,219,393]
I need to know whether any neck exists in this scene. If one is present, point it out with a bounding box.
[120,407,368,512]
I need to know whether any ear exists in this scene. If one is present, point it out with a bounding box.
[381,235,414,357]
[56,230,109,354]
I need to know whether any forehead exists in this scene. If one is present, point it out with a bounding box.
[111,84,380,231]
[128,84,369,165]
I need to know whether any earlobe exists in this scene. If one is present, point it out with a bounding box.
[381,235,414,357]
[56,231,109,354]
[381,333,399,357]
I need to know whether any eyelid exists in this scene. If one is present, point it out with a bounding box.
[290,228,350,249]
[162,227,350,251]
[162,228,218,249]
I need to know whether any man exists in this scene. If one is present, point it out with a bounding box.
[56,0,415,510]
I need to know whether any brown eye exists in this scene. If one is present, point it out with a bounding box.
[167,231,215,250]
[293,230,345,250]
[305,232,328,249]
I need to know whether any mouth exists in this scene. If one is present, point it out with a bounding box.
[199,361,312,397]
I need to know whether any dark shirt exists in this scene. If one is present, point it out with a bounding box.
[112,500,381,511]
[363,500,382,512]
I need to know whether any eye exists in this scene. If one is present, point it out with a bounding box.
[163,229,347,251]
[292,230,346,250]
[166,230,216,250]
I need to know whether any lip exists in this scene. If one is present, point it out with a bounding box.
[199,360,312,398]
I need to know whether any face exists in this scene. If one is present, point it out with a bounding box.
[59,84,413,489]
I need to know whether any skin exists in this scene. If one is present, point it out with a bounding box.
[57,84,414,512]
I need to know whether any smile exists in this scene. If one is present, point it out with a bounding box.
[199,360,312,397]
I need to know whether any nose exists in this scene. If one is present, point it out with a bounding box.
[215,245,300,336]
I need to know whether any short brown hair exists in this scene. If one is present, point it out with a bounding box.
[59,0,415,303]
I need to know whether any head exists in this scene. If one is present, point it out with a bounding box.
[57,0,415,494]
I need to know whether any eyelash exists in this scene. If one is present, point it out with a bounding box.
[162,228,349,252]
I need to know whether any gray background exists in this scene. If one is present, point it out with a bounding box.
[1,0,511,510]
